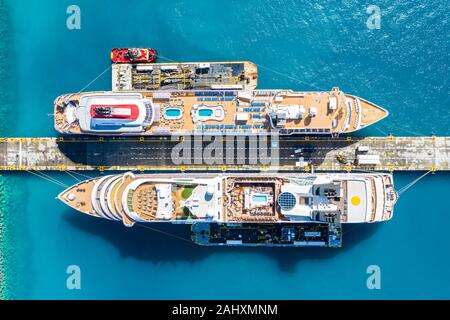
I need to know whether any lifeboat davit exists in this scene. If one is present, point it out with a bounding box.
[111,48,157,63]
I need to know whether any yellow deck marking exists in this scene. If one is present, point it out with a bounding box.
[351,196,361,206]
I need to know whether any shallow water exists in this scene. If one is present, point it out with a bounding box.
[1,0,449,299]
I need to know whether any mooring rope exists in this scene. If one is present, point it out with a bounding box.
[135,222,194,244]
[26,170,68,189]
[398,170,433,196]
[67,170,94,179]
[65,170,81,182]
[344,170,433,236]
[77,64,112,93]
[155,53,324,91]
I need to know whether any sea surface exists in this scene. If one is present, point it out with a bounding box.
[0,0,449,299]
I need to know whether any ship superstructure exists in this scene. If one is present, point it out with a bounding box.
[54,87,388,135]
[58,172,397,247]
[112,61,258,91]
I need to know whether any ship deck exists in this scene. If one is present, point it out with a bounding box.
[54,89,386,135]
[112,61,258,91]
[224,177,282,223]
[58,178,96,217]
[191,222,342,247]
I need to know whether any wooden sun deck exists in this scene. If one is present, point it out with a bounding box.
[223,177,283,223]
[59,179,96,216]
[358,98,387,127]
[132,184,158,220]
[279,92,341,130]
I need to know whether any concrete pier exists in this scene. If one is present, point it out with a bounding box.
[0,136,448,172]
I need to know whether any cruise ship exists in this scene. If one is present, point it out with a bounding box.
[58,172,398,247]
[54,87,388,136]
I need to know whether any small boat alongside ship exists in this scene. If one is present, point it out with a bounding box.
[111,48,157,64]
[58,172,398,247]
[54,87,388,136]
[112,61,258,91]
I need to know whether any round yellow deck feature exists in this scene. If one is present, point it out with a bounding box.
[351,196,361,206]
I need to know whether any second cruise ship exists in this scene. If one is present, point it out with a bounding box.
[58,172,398,247]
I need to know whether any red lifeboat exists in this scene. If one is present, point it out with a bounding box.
[111,48,157,63]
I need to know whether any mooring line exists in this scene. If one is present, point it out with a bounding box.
[78,64,112,93]
[155,53,324,91]
[65,170,81,182]
[398,170,433,196]
[26,170,67,189]
[68,170,94,179]
[135,222,194,244]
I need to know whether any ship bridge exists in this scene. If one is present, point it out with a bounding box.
[70,93,156,134]
[74,94,155,133]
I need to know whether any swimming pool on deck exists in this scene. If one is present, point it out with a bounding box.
[192,104,225,123]
[198,109,213,117]
[252,194,269,203]
[163,107,183,120]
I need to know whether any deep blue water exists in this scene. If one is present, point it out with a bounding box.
[1,0,449,299]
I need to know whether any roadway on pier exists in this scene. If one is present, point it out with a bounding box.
[0,136,448,172]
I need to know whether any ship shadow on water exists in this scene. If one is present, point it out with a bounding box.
[63,211,382,272]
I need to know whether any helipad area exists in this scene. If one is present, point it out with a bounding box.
[346,180,368,223]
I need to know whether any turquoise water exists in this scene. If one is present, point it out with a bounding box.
[164,107,182,119]
[1,0,449,299]
[253,194,268,203]
[198,108,214,117]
